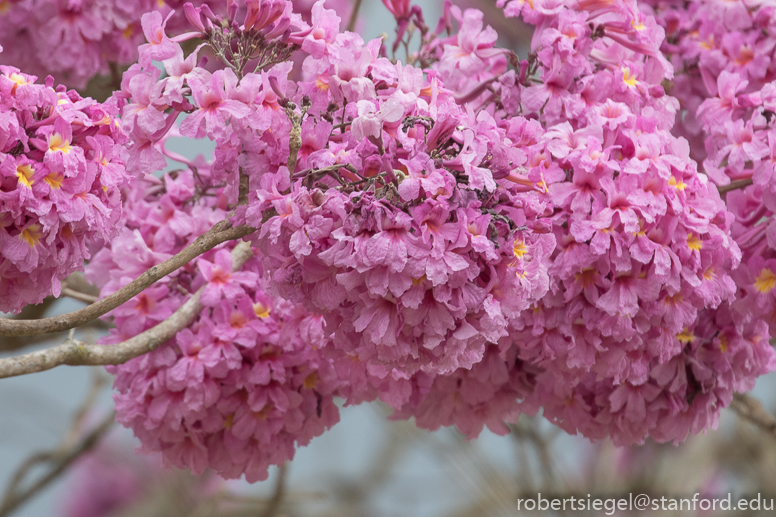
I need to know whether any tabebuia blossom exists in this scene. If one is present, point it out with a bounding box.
[241,38,556,376]
[51,0,776,477]
[86,169,341,482]
[0,0,230,90]
[0,62,129,313]
[391,342,543,439]
[644,0,776,338]
[477,0,776,445]
[114,1,556,381]
[0,0,352,90]
[533,305,774,445]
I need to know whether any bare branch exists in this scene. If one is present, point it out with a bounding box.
[0,411,115,517]
[238,167,250,206]
[0,221,255,337]
[0,321,112,353]
[62,272,100,298]
[60,287,99,304]
[717,178,753,194]
[0,242,254,379]
[729,392,776,439]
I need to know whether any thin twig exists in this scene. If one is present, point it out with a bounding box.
[730,392,776,439]
[0,411,115,517]
[0,221,254,337]
[347,0,363,32]
[0,242,254,378]
[60,288,99,304]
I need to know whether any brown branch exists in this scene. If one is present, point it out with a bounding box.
[0,411,115,517]
[729,392,776,439]
[0,242,254,378]
[60,287,99,304]
[238,167,250,206]
[0,320,112,353]
[717,178,753,194]
[0,221,255,337]
[62,272,100,298]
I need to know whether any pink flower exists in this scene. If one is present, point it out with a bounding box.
[180,70,251,139]
[198,248,259,306]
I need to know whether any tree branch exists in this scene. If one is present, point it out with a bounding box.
[717,178,753,194]
[0,242,254,378]
[729,392,776,439]
[60,287,99,304]
[0,411,115,517]
[0,221,255,337]
[0,321,112,353]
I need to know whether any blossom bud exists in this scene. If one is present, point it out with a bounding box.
[183,3,206,32]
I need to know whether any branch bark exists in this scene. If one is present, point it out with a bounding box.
[729,392,776,439]
[717,178,753,194]
[0,221,254,337]
[0,242,254,379]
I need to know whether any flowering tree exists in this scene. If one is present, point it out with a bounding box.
[1,0,776,498]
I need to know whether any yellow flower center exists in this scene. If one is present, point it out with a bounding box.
[20,224,42,247]
[755,268,776,293]
[677,328,695,344]
[253,302,271,318]
[16,164,34,187]
[303,372,318,389]
[668,176,687,190]
[622,67,638,87]
[44,172,64,189]
[315,76,329,91]
[686,233,702,251]
[8,73,27,86]
[49,134,73,154]
[575,268,596,288]
[513,241,528,258]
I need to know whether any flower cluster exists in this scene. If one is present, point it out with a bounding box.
[644,0,776,339]
[0,63,129,313]
[245,83,556,377]
[392,342,543,439]
[20,0,772,479]
[117,2,556,382]
[453,0,775,445]
[103,0,776,454]
[0,0,228,89]
[86,169,341,482]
